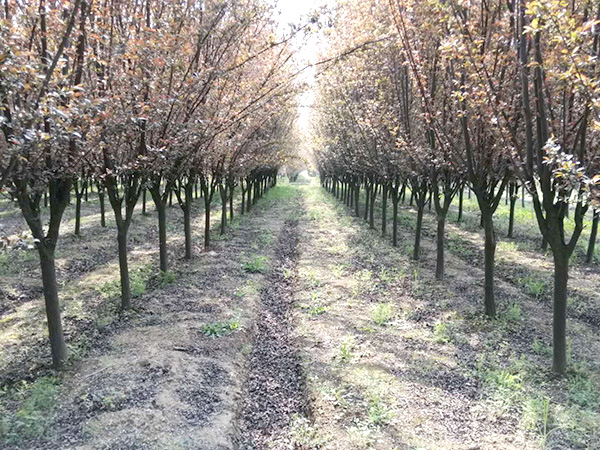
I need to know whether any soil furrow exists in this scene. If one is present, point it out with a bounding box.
[237,219,309,449]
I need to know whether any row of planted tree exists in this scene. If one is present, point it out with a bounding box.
[312,0,600,374]
[0,0,302,369]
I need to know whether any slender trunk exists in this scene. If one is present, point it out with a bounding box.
[552,251,570,373]
[183,205,192,260]
[219,184,228,235]
[229,186,234,221]
[168,189,173,207]
[241,187,246,215]
[414,204,424,260]
[355,183,360,217]
[586,210,599,264]
[381,184,388,235]
[483,213,496,317]
[369,184,376,228]
[542,235,548,251]
[38,245,68,368]
[457,187,464,223]
[156,199,168,272]
[74,187,82,236]
[435,216,446,280]
[142,189,147,215]
[99,189,106,227]
[204,196,211,249]
[508,194,517,238]
[364,183,370,221]
[117,227,131,309]
[392,193,399,247]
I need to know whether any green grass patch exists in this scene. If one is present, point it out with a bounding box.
[242,255,269,273]
[0,377,61,444]
[202,318,241,338]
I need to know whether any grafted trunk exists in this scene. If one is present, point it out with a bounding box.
[381,184,388,235]
[482,212,496,317]
[508,190,517,238]
[150,184,169,273]
[204,195,212,249]
[98,187,106,227]
[157,199,168,272]
[183,206,192,260]
[435,216,446,280]
[364,182,370,221]
[552,251,570,373]
[117,227,131,309]
[369,184,376,229]
[142,189,147,215]
[391,188,399,247]
[219,184,228,235]
[414,204,424,260]
[38,245,68,368]
[586,210,598,264]
[457,186,464,223]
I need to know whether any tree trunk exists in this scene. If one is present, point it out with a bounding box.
[117,227,132,309]
[369,184,376,228]
[74,188,82,236]
[38,245,68,368]
[355,183,360,216]
[435,215,446,280]
[381,184,388,235]
[508,193,517,238]
[364,182,370,221]
[204,196,211,249]
[99,189,106,227]
[219,184,228,235]
[142,189,147,215]
[229,186,234,221]
[586,210,598,264]
[483,213,496,317]
[156,199,168,272]
[414,204,424,260]
[392,194,399,247]
[552,251,570,374]
[457,187,463,223]
[183,205,192,260]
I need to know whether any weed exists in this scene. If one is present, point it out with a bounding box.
[290,414,329,448]
[243,255,269,273]
[202,318,241,338]
[522,395,554,447]
[309,305,327,316]
[337,337,355,363]
[0,377,60,444]
[367,396,394,426]
[433,322,451,344]
[532,339,552,356]
[520,276,546,297]
[158,270,176,285]
[371,302,394,326]
[567,366,600,409]
[503,303,522,322]
[235,280,259,298]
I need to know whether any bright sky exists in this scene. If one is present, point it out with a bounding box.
[273,0,332,132]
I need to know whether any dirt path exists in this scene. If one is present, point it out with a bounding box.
[237,218,310,449]
[5,184,303,450]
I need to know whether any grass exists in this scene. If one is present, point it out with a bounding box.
[371,302,394,326]
[202,318,241,338]
[95,263,152,299]
[242,255,269,273]
[0,376,60,444]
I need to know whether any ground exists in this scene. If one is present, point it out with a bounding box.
[0,178,599,449]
